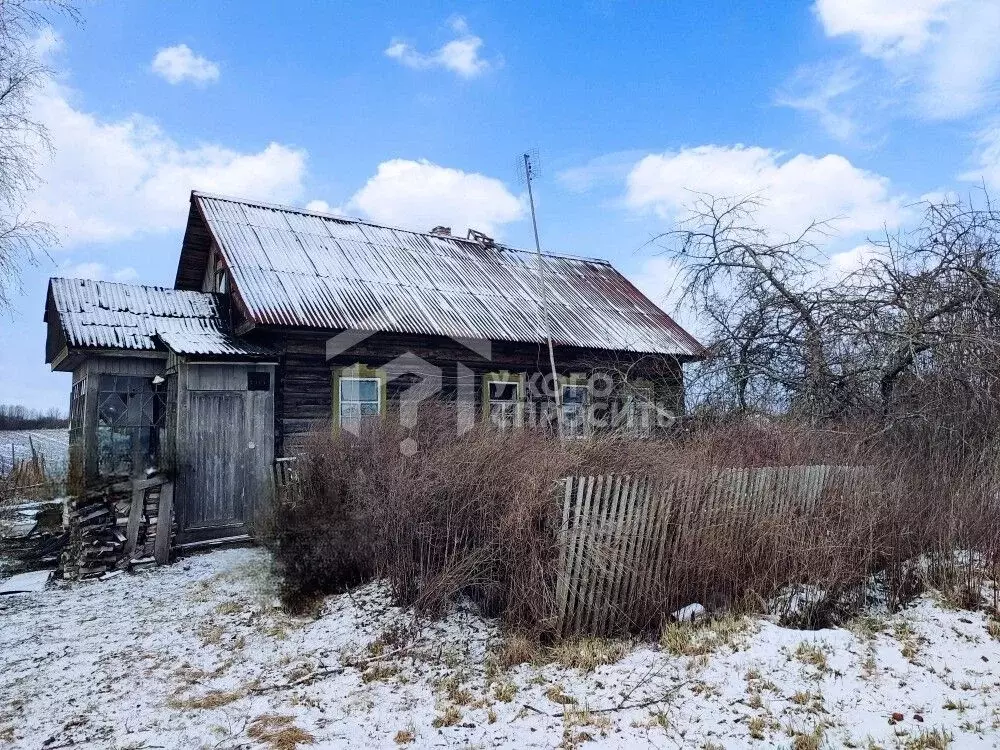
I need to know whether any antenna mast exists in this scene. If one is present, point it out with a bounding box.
[521,151,563,435]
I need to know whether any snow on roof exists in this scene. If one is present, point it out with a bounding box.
[46,277,271,357]
[179,192,704,357]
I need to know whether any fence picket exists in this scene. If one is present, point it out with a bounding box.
[553,477,575,629]
[574,474,609,635]
[554,465,863,636]
[586,474,619,634]
[565,475,597,635]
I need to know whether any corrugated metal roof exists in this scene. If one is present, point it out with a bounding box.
[155,329,274,357]
[193,192,704,357]
[47,277,272,357]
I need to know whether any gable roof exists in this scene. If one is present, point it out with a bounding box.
[177,192,704,358]
[45,277,273,361]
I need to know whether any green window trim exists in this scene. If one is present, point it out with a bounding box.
[482,371,525,427]
[331,364,388,432]
[559,373,590,439]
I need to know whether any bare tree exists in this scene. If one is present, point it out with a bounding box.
[658,194,845,421]
[0,0,78,310]
[844,195,1000,412]
[658,191,1000,424]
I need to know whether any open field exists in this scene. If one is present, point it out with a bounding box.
[0,429,69,475]
[1,547,999,749]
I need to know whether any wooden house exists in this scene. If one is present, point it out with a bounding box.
[44,191,703,551]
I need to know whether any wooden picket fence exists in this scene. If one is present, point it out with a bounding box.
[553,465,863,635]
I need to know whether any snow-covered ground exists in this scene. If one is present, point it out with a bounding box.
[1,547,999,749]
[0,429,69,474]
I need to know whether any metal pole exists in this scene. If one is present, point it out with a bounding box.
[524,152,563,436]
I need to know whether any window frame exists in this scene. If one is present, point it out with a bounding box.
[486,379,520,430]
[622,383,654,438]
[481,371,524,429]
[560,381,590,439]
[338,376,382,428]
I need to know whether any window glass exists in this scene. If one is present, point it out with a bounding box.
[339,377,381,428]
[623,386,654,437]
[488,380,519,429]
[96,375,166,476]
[561,384,589,439]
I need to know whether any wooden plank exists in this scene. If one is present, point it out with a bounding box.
[616,477,648,627]
[558,475,590,635]
[626,479,658,620]
[571,474,604,635]
[122,482,145,562]
[598,475,635,635]
[154,482,174,565]
[592,474,625,635]
[580,474,614,635]
[553,477,576,631]
[645,478,673,617]
[564,475,595,636]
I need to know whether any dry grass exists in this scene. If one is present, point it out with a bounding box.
[986,619,1000,640]
[431,705,462,728]
[794,642,830,671]
[266,404,1000,637]
[492,681,518,702]
[247,714,315,750]
[167,689,244,710]
[901,728,953,749]
[790,723,826,750]
[0,442,63,504]
[661,615,755,657]
[495,632,632,671]
[393,727,415,744]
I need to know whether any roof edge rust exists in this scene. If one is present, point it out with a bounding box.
[173,191,704,358]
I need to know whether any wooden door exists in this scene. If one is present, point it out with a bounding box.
[181,391,248,534]
[173,363,275,546]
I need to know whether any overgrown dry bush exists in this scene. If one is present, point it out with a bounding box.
[639,402,1000,631]
[268,397,1000,633]
[265,403,664,619]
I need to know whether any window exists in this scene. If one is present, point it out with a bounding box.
[623,385,654,438]
[487,380,519,429]
[68,378,85,451]
[96,375,167,476]
[214,259,229,294]
[561,384,589,439]
[339,377,381,429]
[247,371,270,391]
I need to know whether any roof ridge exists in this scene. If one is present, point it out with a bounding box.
[191,190,614,267]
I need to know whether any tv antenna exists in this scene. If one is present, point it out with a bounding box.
[517,149,562,434]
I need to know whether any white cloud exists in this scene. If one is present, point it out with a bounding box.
[830,243,879,275]
[960,127,1000,190]
[27,53,306,247]
[151,44,220,86]
[814,0,955,58]
[58,261,138,282]
[775,63,862,141]
[557,150,648,193]
[345,159,523,236]
[624,145,903,238]
[385,16,496,79]
[812,0,1000,119]
[305,199,333,213]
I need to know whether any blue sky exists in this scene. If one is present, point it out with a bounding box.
[3,0,1000,409]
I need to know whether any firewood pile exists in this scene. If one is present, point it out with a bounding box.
[59,477,174,580]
